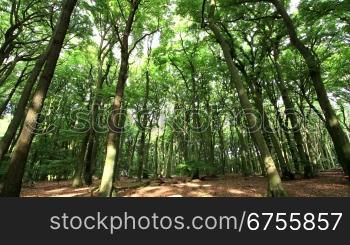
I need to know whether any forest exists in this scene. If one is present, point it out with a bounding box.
[0,0,349,197]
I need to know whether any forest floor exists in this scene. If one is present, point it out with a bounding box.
[20,170,350,197]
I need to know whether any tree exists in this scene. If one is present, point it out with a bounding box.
[98,0,144,197]
[265,0,350,178]
[1,0,78,197]
[204,0,286,196]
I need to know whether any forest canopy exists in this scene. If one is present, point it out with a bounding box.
[0,0,349,197]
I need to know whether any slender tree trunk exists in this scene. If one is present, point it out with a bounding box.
[98,1,140,196]
[144,127,152,179]
[84,33,114,185]
[267,0,350,177]
[84,133,98,186]
[207,0,286,196]
[218,124,226,175]
[154,133,159,178]
[137,128,147,181]
[72,132,90,187]
[0,0,78,197]
[267,91,301,173]
[114,105,127,181]
[254,86,293,178]
[166,132,174,178]
[272,52,313,178]
[8,118,24,154]
[237,128,251,176]
[128,130,140,176]
[137,71,150,181]
[98,61,127,196]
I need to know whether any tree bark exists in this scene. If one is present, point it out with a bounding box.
[154,133,159,177]
[166,132,174,178]
[98,1,140,197]
[72,132,90,187]
[272,52,313,178]
[137,71,150,181]
[113,104,128,181]
[127,130,140,176]
[207,0,286,196]
[0,0,78,197]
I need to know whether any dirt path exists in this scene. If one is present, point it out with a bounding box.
[20,171,349,197]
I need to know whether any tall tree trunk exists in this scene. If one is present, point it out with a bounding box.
[72,132,90,187]
[166,132,174,178]
[207,0,286,196]
[137,71,150,181]
[84,132,98,186]
[137,126,147,181]
[237,128,251,176]
[127,131,140,176]
[267,90,301,173]
[144,126,152,179]
[0,0,78,197]
[98,61,127,196]
[267,0,350,177]
[253,83,293,178]
[98,1,140,197]
[272,51,313,178]
[154,133,159,178]
[84,32,114,185]
[218,124,226,175]
[113,104,128,181]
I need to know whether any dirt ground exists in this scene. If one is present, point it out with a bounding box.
[20,170,349,197]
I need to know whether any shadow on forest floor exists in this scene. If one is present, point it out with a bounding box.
[20,170,349,197]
